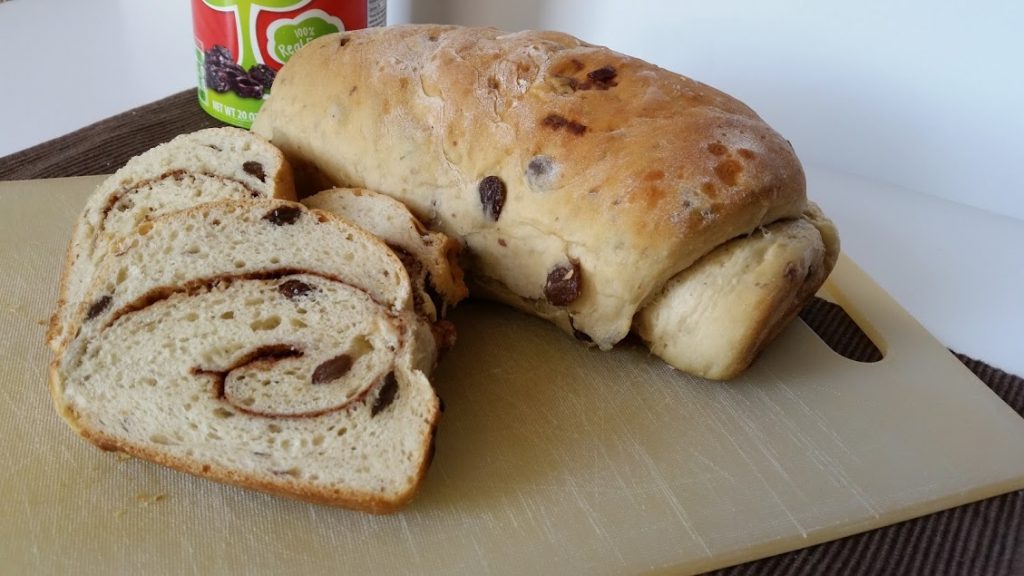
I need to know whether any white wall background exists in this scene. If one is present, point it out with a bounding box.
[2,0,1020,220]
[0,1,195,156]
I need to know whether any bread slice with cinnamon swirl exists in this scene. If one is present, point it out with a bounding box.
[303,187,468,321]
[51,199,441,513]
[48,127,295,351]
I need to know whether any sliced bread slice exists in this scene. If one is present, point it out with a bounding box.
[49,127,296,350]
[52,199,440,513]
[303,187,467,321]
[61,199,411,351]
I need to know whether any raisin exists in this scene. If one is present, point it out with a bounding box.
[478,176,507,221]
[206,45,232,66]
[542,113,586,135]
[586,66,618,89]
[219,61,248,90]
[278,279,315,299]
[312,354,354,385]
[248,64,276,90]
[542,114,568,130]
[527,156,552,178]
[544,260,582,306]
[371,372,399,417]
[242,161,266,182]
[205,67,232,93]
[263,205,302,225]
[86,295,112,321]
[232,76,264,99]
[526,155,557,190]
[202,44,268,99]
[566,121,587,135]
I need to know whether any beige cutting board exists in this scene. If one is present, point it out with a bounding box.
[2,176,1023,575]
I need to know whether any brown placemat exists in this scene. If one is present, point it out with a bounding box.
[0,91,223,180]
[2,91,1021,575]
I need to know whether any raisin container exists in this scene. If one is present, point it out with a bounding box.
[192,0,386,128]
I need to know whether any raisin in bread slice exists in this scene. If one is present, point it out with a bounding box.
[303,187,468,321]
[48,127,296,351]
[52,200,441,512]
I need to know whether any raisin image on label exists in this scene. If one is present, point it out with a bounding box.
[193,0,384,128]
[203,45,276,100]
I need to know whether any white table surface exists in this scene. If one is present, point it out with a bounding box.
[2,0,1021,376]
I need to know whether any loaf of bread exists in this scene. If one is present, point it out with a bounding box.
[303,187,468,321]
[252,24,839,379]
[48,127,295,351]
[52,200,441,512]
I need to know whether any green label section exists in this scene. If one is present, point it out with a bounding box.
[198,90,262,128]
[266,9,346,63]
[272,16,340,62]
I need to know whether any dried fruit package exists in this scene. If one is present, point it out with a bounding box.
[191,0,385,127]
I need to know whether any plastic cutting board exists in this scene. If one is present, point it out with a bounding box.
[2,176,1023,574]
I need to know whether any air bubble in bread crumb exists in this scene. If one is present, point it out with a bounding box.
[150,434,175,445]
[250,315,281,331]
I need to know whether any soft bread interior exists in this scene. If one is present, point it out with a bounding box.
[50,127,295,350]
[62,199,412,358]
[54,275,438,512]
[303,187,468,320]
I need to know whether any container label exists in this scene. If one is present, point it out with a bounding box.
[266,9,345,64]
[192,0,380,128]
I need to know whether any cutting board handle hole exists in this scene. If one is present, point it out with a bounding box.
[799,296,883,363]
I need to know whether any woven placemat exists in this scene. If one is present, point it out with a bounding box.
[2,91,1021,575]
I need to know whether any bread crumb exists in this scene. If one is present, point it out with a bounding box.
[114,452,133,462]
[135,492,168,506]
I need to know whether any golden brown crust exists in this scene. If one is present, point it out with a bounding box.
[73,413,438,514]
[46,218,82,350]
[253,25,809,350]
